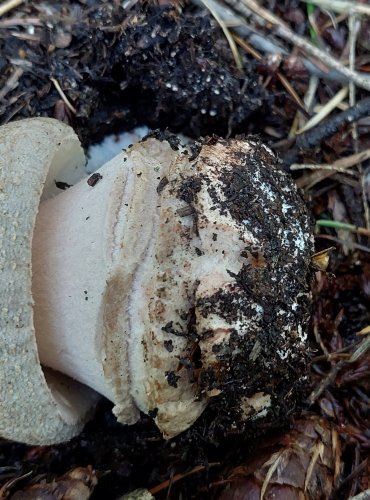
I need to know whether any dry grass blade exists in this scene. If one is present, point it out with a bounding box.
[315,234,370,254]
[332,429,341,485]
[0,0,24,17]
[260,450,286,500]
[357,325,370,336]
[198,0,243,70]
[297,86,349,134]
[348,336,370,364]
[334,150,370,169]
[50,77,77,114]
[274,71,305,110]
[233,34,261,59]
[304,442,325,492]
[300,0,370,16]
[305,76,320,112]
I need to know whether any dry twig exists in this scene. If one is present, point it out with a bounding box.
[0,17,42,27]
[192,0,355,83]
[300,0,370,16]
[225,0,370,92]
[281,97,370,165]
[290,164,358,176]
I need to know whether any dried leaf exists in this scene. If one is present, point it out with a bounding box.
[10,466,97,500]
[219,416,340,500]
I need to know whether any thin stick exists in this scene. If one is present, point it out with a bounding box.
[0,0,24,17]
[290,164,358,176]
[0,17,42,27]
[348,13,358,117]
[296,86,349,134]
[149,463,220,495]
[293,148,370,189]
[315,234,370,254]
[236,0,370,92]
[296,97,370,151]
[50,77,77,114]
[348,488,370,500]
[300,0,370,16]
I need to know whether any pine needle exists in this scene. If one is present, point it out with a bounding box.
[199,0,243,70]
[316,220,370,237]
[0,0,24,17]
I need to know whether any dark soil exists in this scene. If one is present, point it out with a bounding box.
[0,1,270,147]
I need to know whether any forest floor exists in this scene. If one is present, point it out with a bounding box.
[1,0,370,498]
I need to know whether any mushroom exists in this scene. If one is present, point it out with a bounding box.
[0,118,314,445]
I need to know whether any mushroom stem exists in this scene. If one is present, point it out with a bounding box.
[32,138,180,427]
[32,157,127,403]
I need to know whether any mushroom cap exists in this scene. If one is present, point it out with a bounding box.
[0,117,99,444]
[126,135,314,438]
